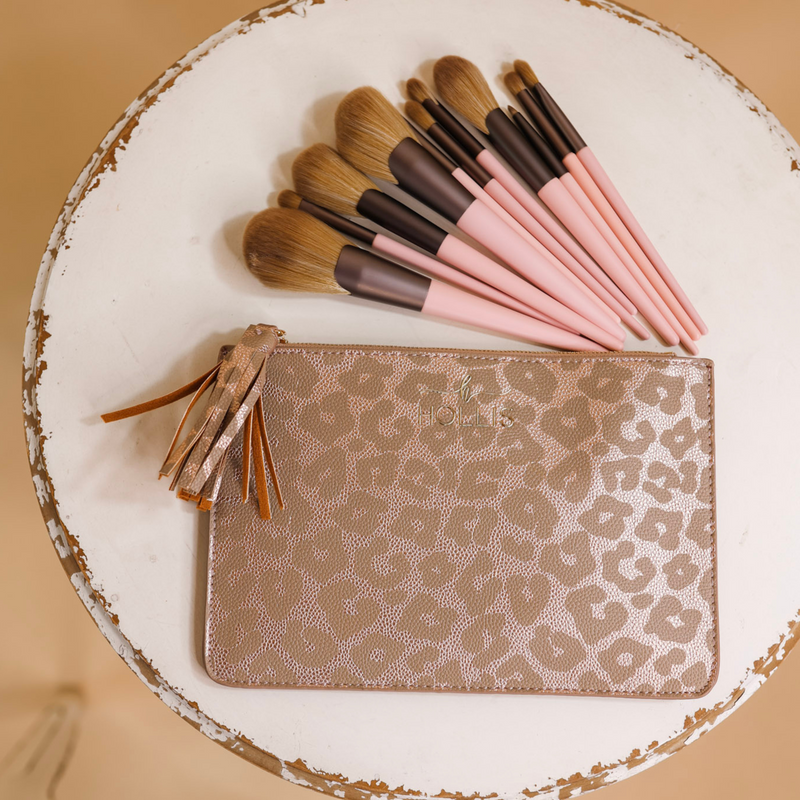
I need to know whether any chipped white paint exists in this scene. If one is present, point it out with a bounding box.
[24,0,800,796]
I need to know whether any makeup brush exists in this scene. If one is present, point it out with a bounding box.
[277,190,570,330]
[407,76,638,319]
[406,99,657,339]
[433,56,679,348]
[292,145,620,348]
[514,59,707,337]
[406,101,619,325]
[334,87,624,349]
[243,209,606,352]
[506,74,702,346]
[507,106,698,355]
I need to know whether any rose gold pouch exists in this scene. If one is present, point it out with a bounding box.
[202,327,717,698]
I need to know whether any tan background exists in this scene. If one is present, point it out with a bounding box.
[2,0,799,797]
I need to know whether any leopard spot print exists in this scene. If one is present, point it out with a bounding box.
[390,505,442,549]
[503,361,556,402]
[506,573,550,626]
[530,625,585,673]
[502,487,558,539]
[602,541,656,594]
[579,494,634,540]
[443,506,498,548]
[644,596,702,644]
[602,404,656,455]
[635,507,683,551]
[351,632,405,680]
[547,450,592,503]
[541,396,597,450]
[318,580,380,639]
[540,530,596,587]
[282,621,337,669]
[292,527,348,584]
[565,584,627,645]
[397,594,457,643]
[577,361,633,403]
[298,391,354,445]
[456,552,502,615]
[597,637,653,683]
[634,371,686,415]
[338,355,392,399]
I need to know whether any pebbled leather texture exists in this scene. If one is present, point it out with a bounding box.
[205,344,717,698]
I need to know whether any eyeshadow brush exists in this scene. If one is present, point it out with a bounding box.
[433,56,679,348]
[407,76,639,319]
[334,87,624,349]
[514,59,707,337]
[405,99,657,338]
[277,189,572,331]
[293,145,621,349]
[506,70,702,344]
[507,105,698,355]
[243,209,606,352]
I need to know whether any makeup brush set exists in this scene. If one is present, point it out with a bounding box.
[244,56,707,354]
[104,56,718,696]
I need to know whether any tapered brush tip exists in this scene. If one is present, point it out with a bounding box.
[243,208,349,295]
[335,86,417,183]
[514,60,540,89]
[432,56,496,134]
[277,189,303,210]
[406,78,434,104]
[405,100,435,132]
[292,143,377,217]
[503,70,526,97]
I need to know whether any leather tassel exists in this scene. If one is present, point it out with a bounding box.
[101,324,285,518]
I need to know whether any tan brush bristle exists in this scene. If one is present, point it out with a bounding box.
[406,78,434,104]
[292,144,378,216]
[335,87,417,183]
[433,56,497,134]
[277,189,302,210]
[405,100,435,132]
[503,71,526,98]
[243,208,349,295]
[514,59,540,89]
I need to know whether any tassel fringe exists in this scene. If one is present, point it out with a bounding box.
[101,324,284,519]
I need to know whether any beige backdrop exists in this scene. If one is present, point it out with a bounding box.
[2,1,799,797]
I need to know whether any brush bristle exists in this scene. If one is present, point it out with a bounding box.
[405,100,435,132]
[243,208,349,295]
[292,144,377,217]
[277,189,302,210]
[433,56,497,134]
[514,60,539,89]
[406,78,434,104]
[503,71,526,98]
[335,87,417,183]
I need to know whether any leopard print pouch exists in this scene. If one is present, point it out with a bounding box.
[203,331,717,698]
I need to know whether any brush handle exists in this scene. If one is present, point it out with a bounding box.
[560,170,698,354]
[480,177,652,338]
[373,233,572,331]
[475,148,638,316]
[436,233,618,349]
[564,152,700,340]
[452,169,619,323]
[422,280,605,352]
[456,200,624,349]
[538,177,680,346]
[575,146,708,336]
[386,138,621,348]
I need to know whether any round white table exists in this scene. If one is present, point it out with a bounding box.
[24,0,800,796]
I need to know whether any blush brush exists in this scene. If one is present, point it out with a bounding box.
[243,208,606,352]
[334,87,624,349]
[407,76,638,320]
[514,59,707,337]
[292,144,619,347]
[277,189,570,330]
[432,56,679,349]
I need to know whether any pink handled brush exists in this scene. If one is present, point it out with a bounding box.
[406,77,639,320]
[405,98,657,340]
[507,105,698,355]
[334,87,624,350]
[407,100,622,327]
[432,56,681,348]
[292,145,600,339]
[277,190,573,331]
[513,59,707,338]
[244,208,606,352]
